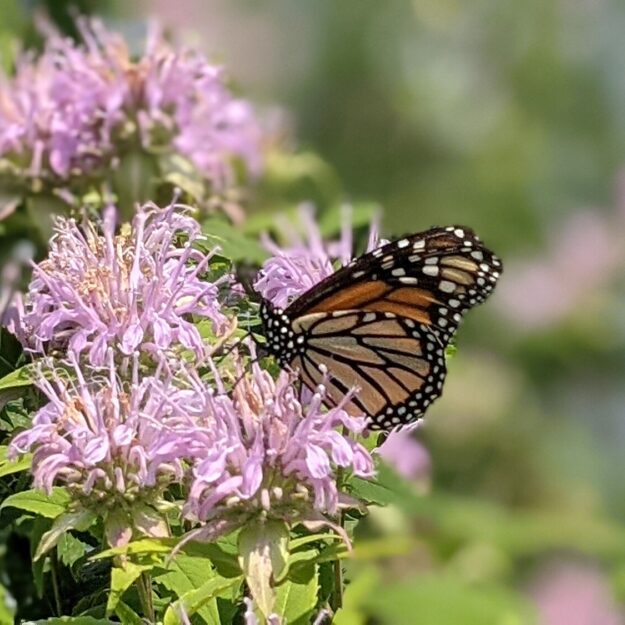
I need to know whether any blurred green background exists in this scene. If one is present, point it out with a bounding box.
[3,1,625,623]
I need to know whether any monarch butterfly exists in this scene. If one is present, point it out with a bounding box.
[259,225,502,431]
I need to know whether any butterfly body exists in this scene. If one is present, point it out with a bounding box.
[259,226,502,431]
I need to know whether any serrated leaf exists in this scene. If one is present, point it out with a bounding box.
[106,562,152,613]
[92,537,177,560]
[0,364,34,391]
[0,487,71,518]
[155,554,220,624]
[35,509,97,560]
[238,519,289,619]
[57,532,88,568]
[163,575,242,625]
[275,562,319,625]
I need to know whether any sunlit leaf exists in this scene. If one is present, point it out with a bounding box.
[163,575,243,625]
[275,562,319,625]
[0,487,70,518]
[107,562,152,613]
[35,508,97,560]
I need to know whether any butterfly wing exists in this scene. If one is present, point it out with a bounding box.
[285,225,502,342]
[289,310,446,430]
[261,224,502,430]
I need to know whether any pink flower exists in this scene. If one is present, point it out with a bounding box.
[10,200,228,365]
[531,562,624,625]
[378,428,431,482]
[254,205,385,308]
[496,211,624,330]
[9,354,193,501]
[0,19,263,192]
[182,348,375,529]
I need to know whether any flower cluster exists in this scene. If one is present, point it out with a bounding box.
[6,201,377,551]
[182,355,374,537]
[0,19,263,199]
[10,355,189,501]
[9,201,228,365]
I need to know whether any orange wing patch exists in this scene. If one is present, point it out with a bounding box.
[308,281,391,313]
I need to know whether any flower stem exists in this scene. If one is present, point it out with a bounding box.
[331,463,346,613]
[136,572,155,622]
[50,552,62,615]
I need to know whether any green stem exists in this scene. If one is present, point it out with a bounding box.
[331,463,346,613]
[49,552,63,616]
[136,572,155,623]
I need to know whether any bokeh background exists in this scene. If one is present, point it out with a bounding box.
[3,1,625,623]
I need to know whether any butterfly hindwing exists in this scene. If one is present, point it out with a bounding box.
[286,310,447,430]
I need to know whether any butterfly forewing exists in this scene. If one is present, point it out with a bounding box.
[259,224,502,431]
[285,225,501,340]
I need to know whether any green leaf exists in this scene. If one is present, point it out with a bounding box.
[238,519,289,619]
[155,553,220,624]
[92,537,177,560]
[0,487,71,518]
[202,217,268,263]
[349,462,409,507]
[334,609,366,625]
[107,562,152,613]
[0,584,15,625]
[275,562,319,625]
[34,509,97,561]
[30,517,51,597]
[22,618,116,624]
[0,364,34,391]
[113,601,144,625]
[57,532,88,568]
[364,574,536,625]
[163,575,243,625]
[0,445,31,477]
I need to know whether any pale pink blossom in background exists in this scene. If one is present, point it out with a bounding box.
[378,428,431,482]
[531,563,624,625]
[496,209,624,330]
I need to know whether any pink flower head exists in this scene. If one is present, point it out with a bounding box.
[0,19,263,191]
[183,348,375,527]
[531,562,624,625]
[254,205,386,308]
[10,200,228,365]
[378,427,431,482]
[9,354,193,502]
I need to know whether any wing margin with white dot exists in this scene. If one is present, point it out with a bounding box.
[289,310,447,430]
[284,225,503,342]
